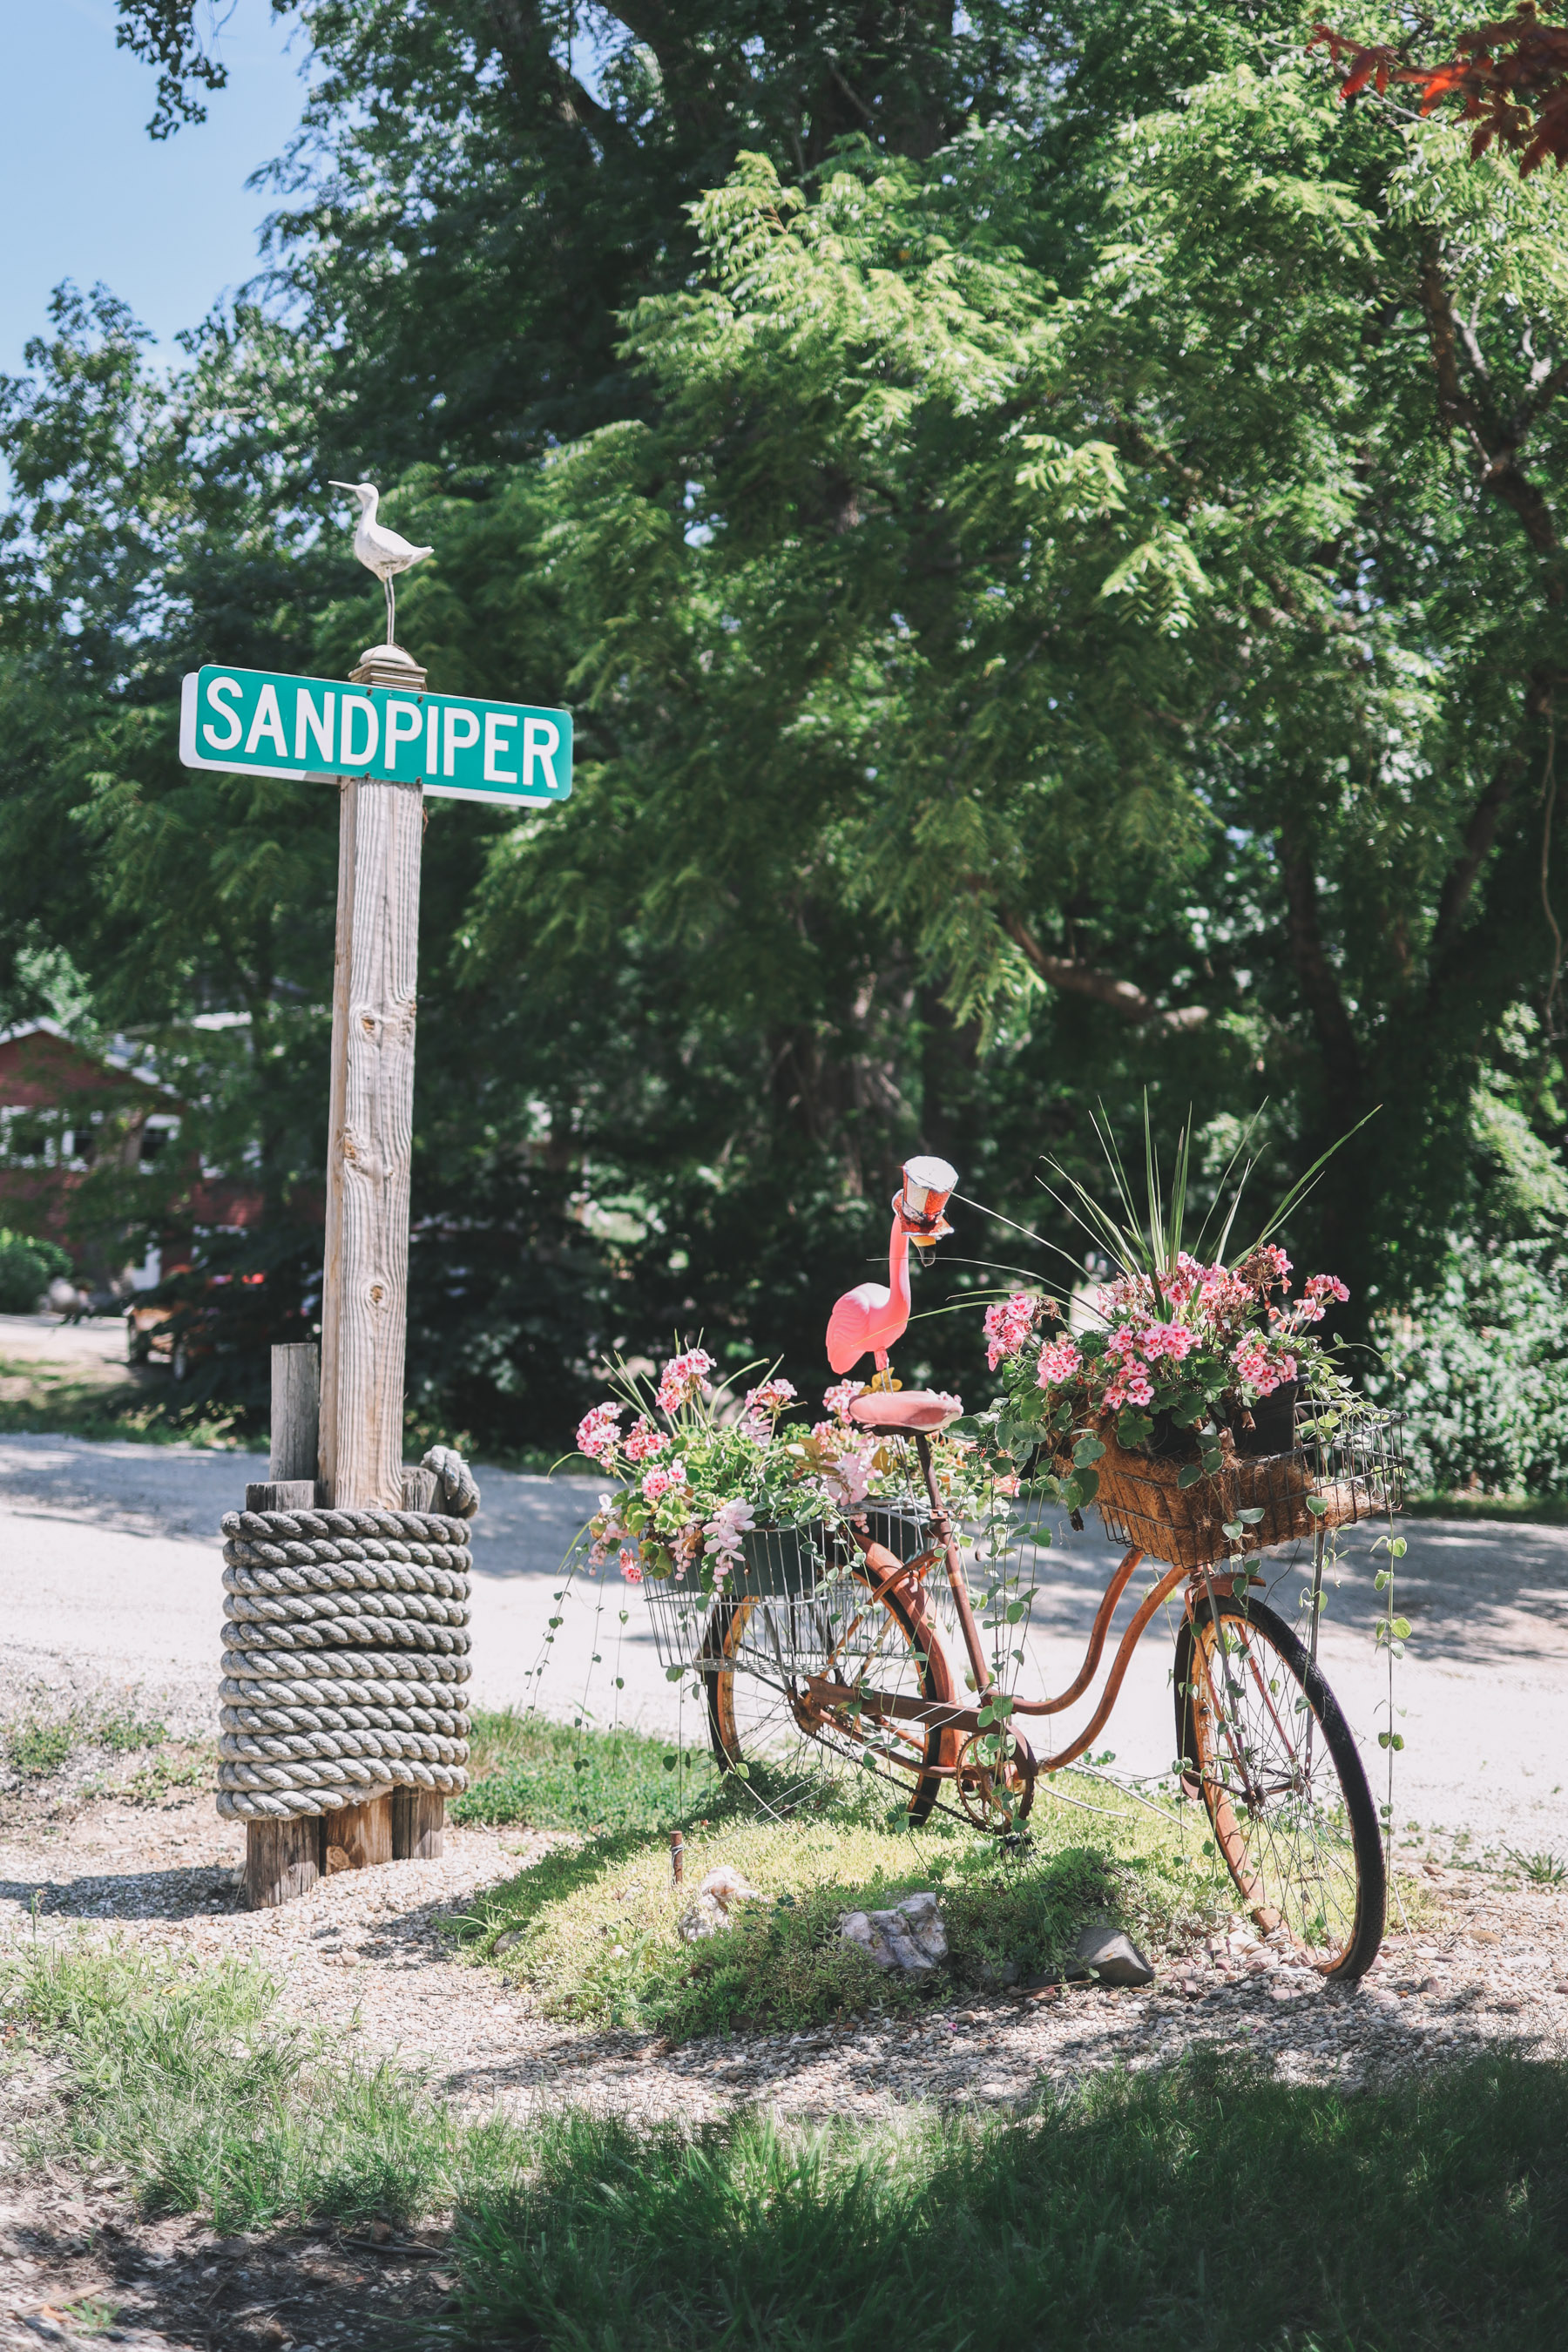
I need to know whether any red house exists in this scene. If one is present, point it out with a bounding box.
[0,1020,262,1287]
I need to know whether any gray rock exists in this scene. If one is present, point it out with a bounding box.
[1068,1919,1154,1988]
[840,1889,948,1977]
[678,1864,761,1942]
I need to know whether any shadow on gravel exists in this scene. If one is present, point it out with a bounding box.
[0,1868,240,1921]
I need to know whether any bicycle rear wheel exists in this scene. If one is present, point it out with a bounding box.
[1174,1590,1385,1980]
[701,1563,954,1823]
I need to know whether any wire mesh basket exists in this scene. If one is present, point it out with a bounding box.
[1094,1406,1405,1572]
[638,1520,846,1673]
[639,1575,714,1675]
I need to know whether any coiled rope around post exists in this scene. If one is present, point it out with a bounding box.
[216,1447,480,1821]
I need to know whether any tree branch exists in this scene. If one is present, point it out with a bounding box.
[1419,242,1563,577]
[1426,669,1562,989]
[1427,747,1531,983]
[1278,816,1362,1095]
[1001,913,1206,1030]
[482,0,625,143]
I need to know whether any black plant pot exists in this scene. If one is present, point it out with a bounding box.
[1143,1409,1192,1462]
[734,1520,834,1599]
[1233,1381,1301,1457]
[863,1504,936,1563]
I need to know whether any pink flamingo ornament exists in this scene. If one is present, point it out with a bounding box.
[825,1157,957,1376]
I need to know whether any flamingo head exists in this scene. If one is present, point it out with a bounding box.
[328,480,378,511]
[893,1155,957,1267]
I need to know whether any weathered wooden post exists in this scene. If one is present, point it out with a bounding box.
[318,642,426,1517]
[183,497,571,1909]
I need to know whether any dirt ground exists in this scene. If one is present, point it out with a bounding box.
[2,1752,1565,2352]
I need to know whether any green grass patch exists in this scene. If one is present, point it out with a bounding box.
[7,1941,1568,2349]
[0,1354,247,1449]
[118,1740,216,1807]
[9,1718,75,1777]
[1407,1490,1568,1525]
[98,1713,168,1756]
[1,1943,476,2233]
[454,1709,726,1835]
[456,2052,1568,2351]
[5,1708,181,1787]
[463,1761,1232,2039]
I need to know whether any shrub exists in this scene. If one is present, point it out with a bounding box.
[1373,1239,1568,1495]
[0,1228,73,1315]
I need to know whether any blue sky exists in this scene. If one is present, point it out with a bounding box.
[0,0,308,380]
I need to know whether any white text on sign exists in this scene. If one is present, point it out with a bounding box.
[179,666,572,807]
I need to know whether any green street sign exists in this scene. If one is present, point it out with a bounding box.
[179,663,571,807]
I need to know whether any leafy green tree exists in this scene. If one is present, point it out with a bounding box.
[3,1,1567,1465]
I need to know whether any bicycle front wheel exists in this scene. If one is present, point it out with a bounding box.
[702,1563,955,1823]
[1174,1591,1385,1980]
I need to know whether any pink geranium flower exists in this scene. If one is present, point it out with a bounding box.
[703,1496,755,1580]
[576,1402,623,1463]
[983,1292,1040,1369]
[641,1461,688,1504]
[657,1348,715,1412]
[1036,1335,1082,1389]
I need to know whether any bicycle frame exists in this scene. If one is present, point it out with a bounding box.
[826,1429,1230,1788]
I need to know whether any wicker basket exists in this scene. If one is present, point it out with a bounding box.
[1090,1410,1403,1573]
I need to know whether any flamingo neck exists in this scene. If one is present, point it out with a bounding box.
[360,488,380,527]
[887,1212,911,1317]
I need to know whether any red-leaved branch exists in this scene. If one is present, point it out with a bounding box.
[1310,4,1568,173]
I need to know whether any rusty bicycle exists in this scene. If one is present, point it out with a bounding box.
[693,1389,1401,1981]
[681,1143,1403,1984]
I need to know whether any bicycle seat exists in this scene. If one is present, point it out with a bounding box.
[849,1389,963,1434]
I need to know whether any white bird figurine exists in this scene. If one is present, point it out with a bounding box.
[328,480,434,645]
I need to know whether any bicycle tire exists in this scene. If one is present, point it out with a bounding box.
[702,1561,954,1825]
[1174,1590,1385,1980]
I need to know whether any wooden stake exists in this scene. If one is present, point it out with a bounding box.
[322,1792,395,1873]
[245,1815,322,1910]
[392,1787,445,1861]
[244,1342,328,1902]
[270,1342,321,1483]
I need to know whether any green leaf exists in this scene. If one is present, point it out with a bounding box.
[1117,1409,1154,1445]
[1171,1393,1205,1427]
[1237,1507,1265,1524]
[1178,1463,1205,1490]
[1076,1466,1099,1504]
[1304,1495,1328,1517]
[1072,1435,1105,1467]
[1392,1617,1412,1640]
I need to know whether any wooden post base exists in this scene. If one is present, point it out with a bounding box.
[244,1789,443,1907]
[244,1815,323,1909]
[393,1788,445,1860]
[323,1791,394,1873]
